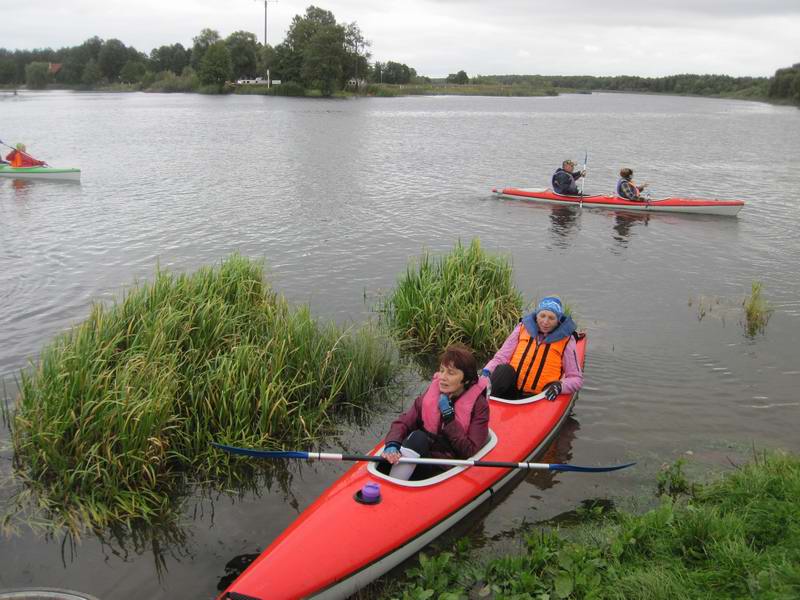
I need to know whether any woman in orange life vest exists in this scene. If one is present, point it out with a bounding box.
[482,296,583,401]
[4,143,46,168]
[381,343,489,480]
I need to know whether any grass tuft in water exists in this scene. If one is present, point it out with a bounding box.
[378,239,524,357]
[11,253,399,529]
[742,281,773,337]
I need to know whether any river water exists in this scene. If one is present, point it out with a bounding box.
[1,90,799,598]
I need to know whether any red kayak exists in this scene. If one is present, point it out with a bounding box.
[493,187,744,216]
[218,336,587,600]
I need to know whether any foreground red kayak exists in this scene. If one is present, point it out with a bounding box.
[493,187,744,216]
[219,336,587,600]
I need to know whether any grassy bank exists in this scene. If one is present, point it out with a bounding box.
[382,451,800,599]
[379,239,524,358]
[10,254,398,528]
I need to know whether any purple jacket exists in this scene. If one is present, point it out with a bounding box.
[483,323,583,394]
[384,384,490,459]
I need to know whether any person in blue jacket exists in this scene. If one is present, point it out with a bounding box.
[551,159,586,196]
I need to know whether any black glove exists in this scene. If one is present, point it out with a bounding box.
[438,393,455,424]
[543,381,562,401]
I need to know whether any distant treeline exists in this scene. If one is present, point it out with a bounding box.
[471,69,799,103]
[0,5,424,96]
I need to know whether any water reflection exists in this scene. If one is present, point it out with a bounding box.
[612,211,650,248]
[523,416,579,490]
[218,552,259,592]
[2,461,298,583]
[548,206,581,248]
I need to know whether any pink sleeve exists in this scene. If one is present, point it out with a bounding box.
[559,337,583,394]
[483,324,521,373]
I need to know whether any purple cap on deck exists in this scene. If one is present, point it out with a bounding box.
[361,482,380,501]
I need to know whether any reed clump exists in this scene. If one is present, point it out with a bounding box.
[11,254,398,528]
[742,281,773,337]
[379,239,524,357]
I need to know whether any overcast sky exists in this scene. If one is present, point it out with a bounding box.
[3,0,799,78]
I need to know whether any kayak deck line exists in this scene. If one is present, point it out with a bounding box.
[0,164,81,182]
[218,338,588,600]
[493,187,744,216]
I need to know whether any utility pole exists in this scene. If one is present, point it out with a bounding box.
[254,0,278,47]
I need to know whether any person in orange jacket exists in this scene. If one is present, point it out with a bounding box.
[4,143,46,167]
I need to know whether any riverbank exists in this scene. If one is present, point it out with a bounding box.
[5,81,796,106]
[373,451,800,599]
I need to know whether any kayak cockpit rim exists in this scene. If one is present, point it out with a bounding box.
[367,429,498,487]
[489,391,547,404]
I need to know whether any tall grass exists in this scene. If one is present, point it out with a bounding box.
[11,254,398,528]
[743,281,773,337]
[379,239,524,358]
[385,451,800,599]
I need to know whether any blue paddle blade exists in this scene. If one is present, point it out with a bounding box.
[212,443,309,460]
[550,461,636,473]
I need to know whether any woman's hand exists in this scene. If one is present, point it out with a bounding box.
[542,381,563,401]
[382,442,401,464]
[438,393,455,424]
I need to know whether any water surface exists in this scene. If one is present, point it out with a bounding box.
[1,91,799,598]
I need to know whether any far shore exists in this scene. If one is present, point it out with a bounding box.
[3,82,796,107]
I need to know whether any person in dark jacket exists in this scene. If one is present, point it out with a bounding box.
[551,159,586,196]
[616,167,648,200]
[381,343,489,480]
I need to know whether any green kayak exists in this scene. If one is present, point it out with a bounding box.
[0,164,81,181]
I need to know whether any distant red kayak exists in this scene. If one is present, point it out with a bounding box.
[493,187,744,216]
[218,337,587,600]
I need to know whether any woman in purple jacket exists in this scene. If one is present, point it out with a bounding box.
[482,296,583,401]
[381,343,489,480]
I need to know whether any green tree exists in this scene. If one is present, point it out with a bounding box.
[149,43,190,75]
[280,5,338,85]
[199,41,232,86]
[25,61,51,89]
[342,21,370,82]
[225,30,259,79]
[302,23,345,95]
[191,28,221,70]
[119,60,146,83]
[379,61,412,84]
[81,58,103,86]
[257,44,277,79]
[98,39,129,81]
[446,70,469,84]
[0,57,17,84]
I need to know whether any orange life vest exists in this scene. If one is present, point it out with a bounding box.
[509,328,570,394]
[10,151,24,168]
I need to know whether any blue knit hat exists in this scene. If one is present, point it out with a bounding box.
[536,296,563,318]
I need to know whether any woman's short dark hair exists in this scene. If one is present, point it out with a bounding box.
[439,343,478,387]
[619,168,633,179]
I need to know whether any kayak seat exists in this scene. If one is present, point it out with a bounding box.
[367,429,498,488]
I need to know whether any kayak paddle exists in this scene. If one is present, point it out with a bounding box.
[579,149,588,199]
[212,443,635,473]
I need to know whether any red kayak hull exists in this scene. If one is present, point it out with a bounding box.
[494,187,744,216]
[219,337,587,600]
